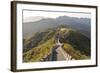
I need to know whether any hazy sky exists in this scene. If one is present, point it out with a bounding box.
[23,10,91,23]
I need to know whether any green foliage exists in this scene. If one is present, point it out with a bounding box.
[63,43,89,60]
[23,38,55,62]
[59,29,91,56]
[23,29,56,52]
[23,25,91,62]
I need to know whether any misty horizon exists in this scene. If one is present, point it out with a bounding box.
[23,15,91,23]
[23,10,91,23]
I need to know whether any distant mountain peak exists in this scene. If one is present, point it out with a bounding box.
[23,15,90,38]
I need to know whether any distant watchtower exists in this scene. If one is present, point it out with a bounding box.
[55,33,60,42]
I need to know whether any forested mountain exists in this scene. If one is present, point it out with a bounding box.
[23,26,90,62]
[23,16,90,38]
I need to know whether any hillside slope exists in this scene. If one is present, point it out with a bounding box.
[23,25,90,62]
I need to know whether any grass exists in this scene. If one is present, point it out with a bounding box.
[23,38,55,62]
[23,26,90,62]
[62,43,90,60]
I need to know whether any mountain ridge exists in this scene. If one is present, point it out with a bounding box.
[23,16,91,38]
[23,26,90,62]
